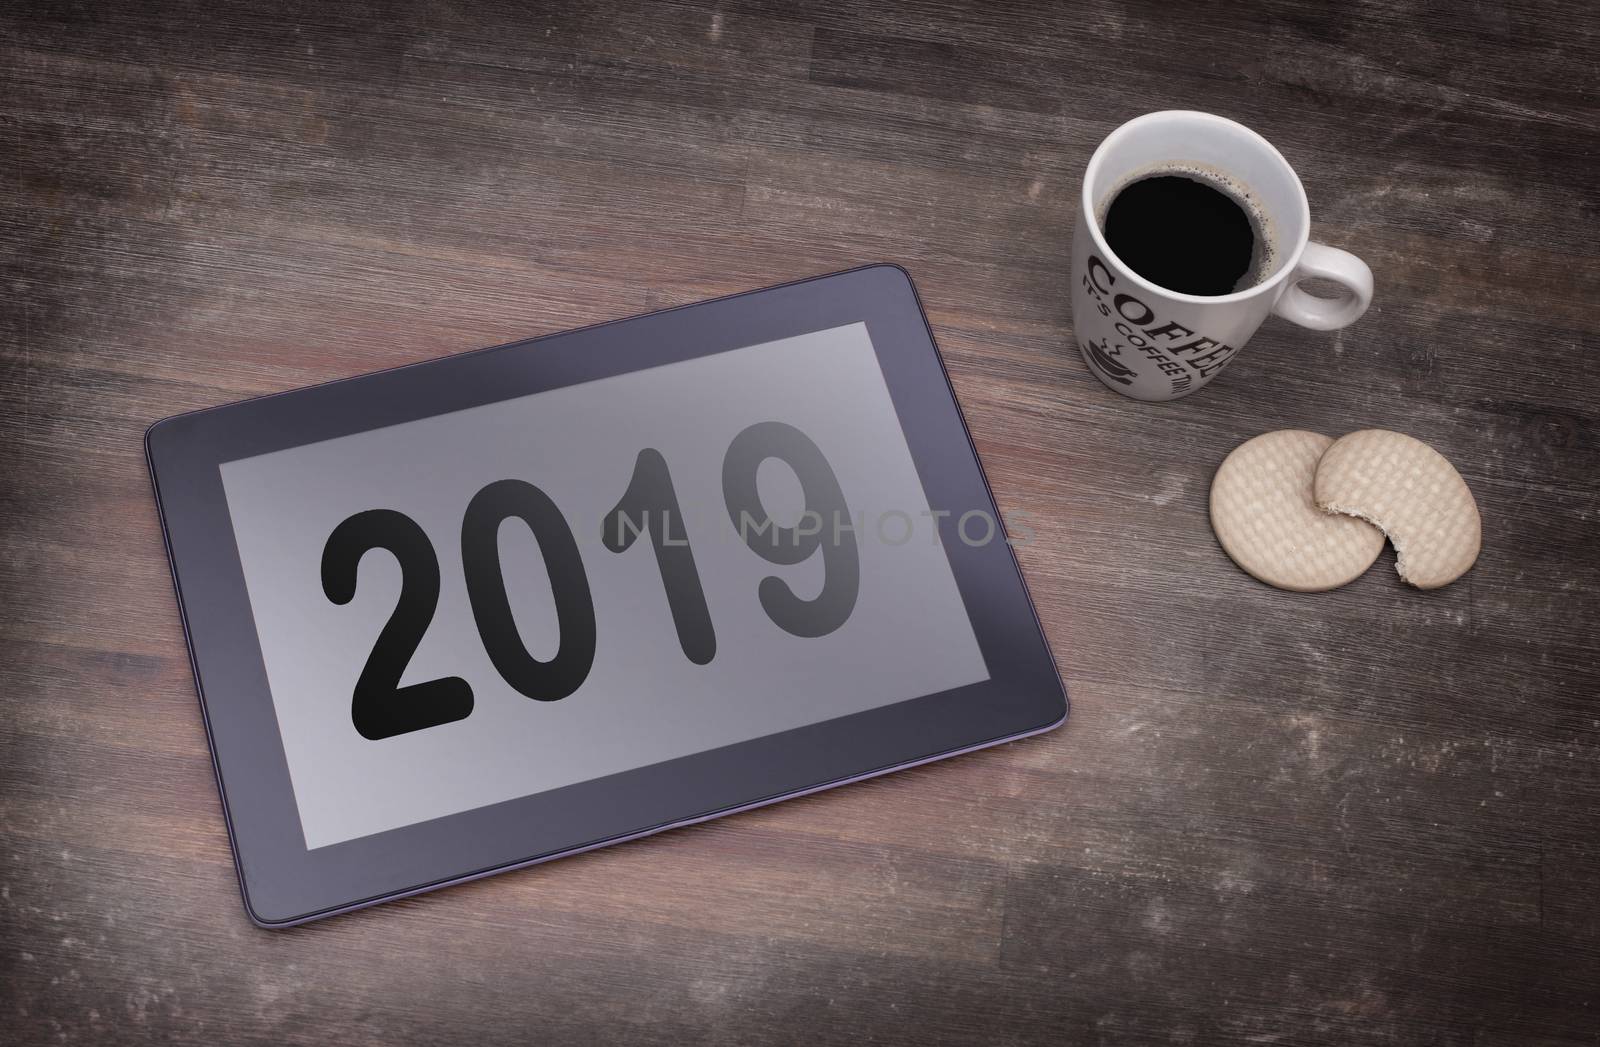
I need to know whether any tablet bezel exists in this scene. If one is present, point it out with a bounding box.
[147,264,1067,926]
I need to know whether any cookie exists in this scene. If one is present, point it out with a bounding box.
[1210,430,1386,592]
[1313,429,1481,590]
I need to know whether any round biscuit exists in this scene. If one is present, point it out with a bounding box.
[1313,429,1481,590]
[1210,430,1386,592]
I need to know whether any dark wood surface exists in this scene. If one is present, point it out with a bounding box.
[3,1,1597,1043]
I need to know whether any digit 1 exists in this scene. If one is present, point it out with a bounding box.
[603,448,716,665]
[722,421,859,638]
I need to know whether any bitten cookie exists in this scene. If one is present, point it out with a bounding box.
[1210,430,1386,592]
[1313,429,1481,590]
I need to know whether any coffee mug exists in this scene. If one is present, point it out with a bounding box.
[1071,111,1373,402]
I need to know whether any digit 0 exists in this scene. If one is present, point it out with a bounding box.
[461,479,597,702]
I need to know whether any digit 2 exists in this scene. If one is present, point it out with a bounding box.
[320,509,475,740]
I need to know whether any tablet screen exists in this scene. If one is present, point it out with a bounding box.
[220,322,989,849]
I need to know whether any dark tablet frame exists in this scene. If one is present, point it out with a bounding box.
[147,264,1067,927]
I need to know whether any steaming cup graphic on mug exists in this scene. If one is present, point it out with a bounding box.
[1072,111,1374,402]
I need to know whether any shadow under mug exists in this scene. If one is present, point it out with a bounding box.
[1071,111,1373,402]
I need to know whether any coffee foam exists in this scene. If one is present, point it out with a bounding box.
[1096,161,1279,294]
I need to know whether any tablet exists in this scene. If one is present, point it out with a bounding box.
[147,265,1067,926]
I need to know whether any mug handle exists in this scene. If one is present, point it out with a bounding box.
[1271,241,1374,331]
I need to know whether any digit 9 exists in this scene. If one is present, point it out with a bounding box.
[722,421,859,638]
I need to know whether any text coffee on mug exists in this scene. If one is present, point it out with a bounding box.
[1072,111,1374,402]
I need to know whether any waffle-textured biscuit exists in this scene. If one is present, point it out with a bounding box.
[1210,430,1386,592]
[1313,429,1481,589]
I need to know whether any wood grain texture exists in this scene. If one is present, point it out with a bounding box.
[3,0,1598,1043]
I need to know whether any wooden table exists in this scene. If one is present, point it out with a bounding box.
[4,2,1596,1043]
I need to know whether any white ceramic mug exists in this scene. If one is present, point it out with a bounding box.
[1072,111,1374,402]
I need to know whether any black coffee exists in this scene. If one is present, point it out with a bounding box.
[1103,173,1266,296]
